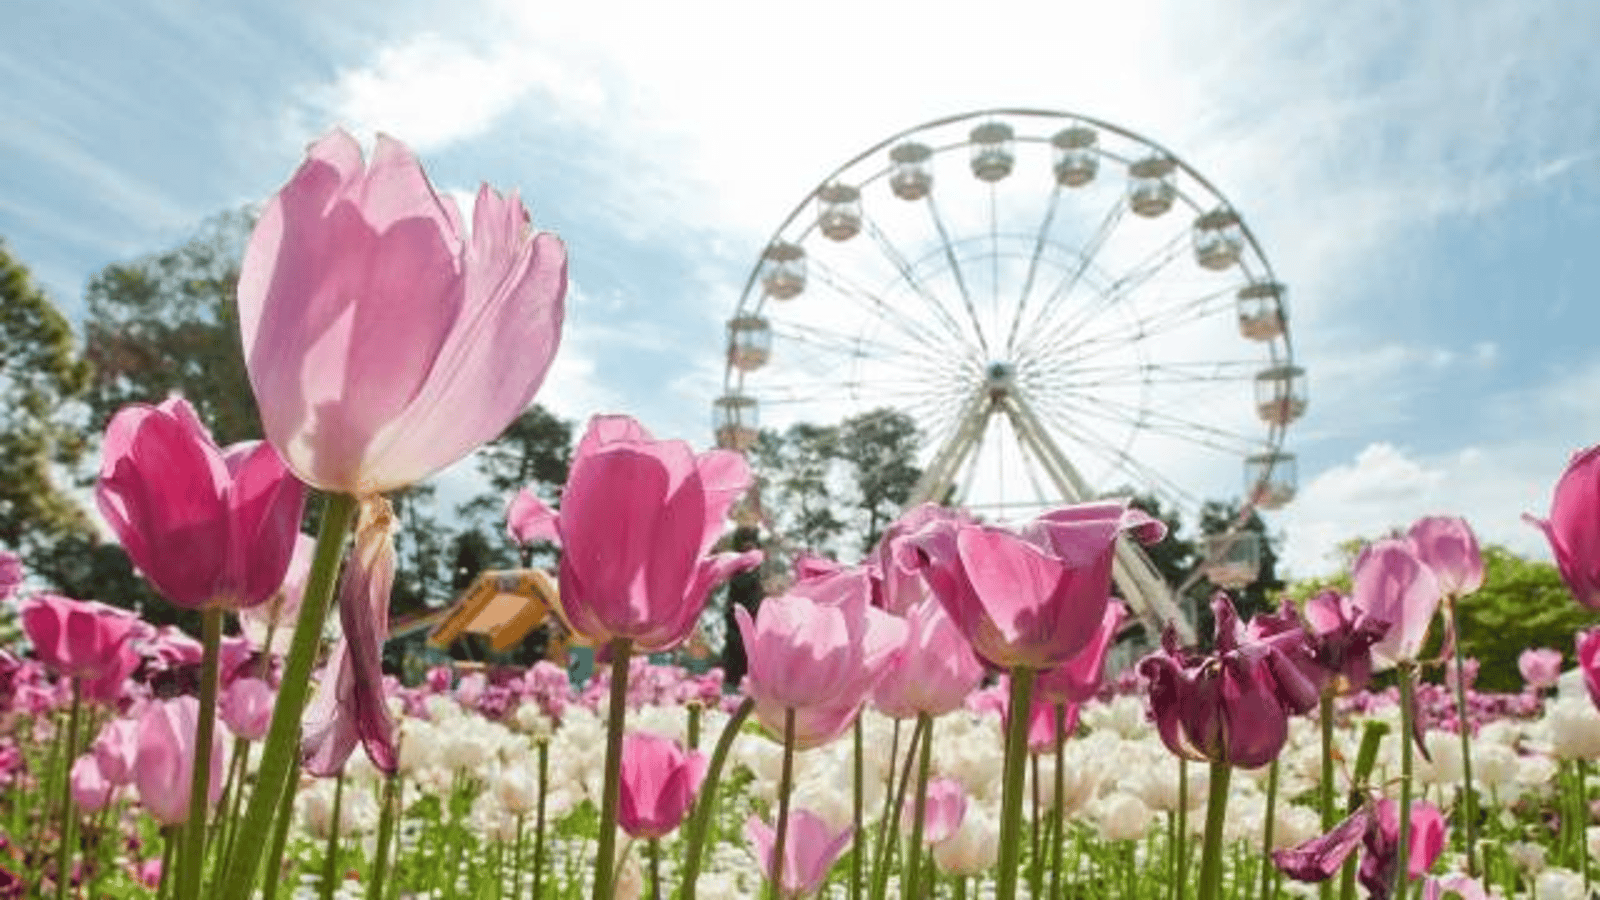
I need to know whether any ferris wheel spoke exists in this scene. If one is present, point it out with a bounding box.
[1022,358,1261,391]
[1036,383,1266,458]
[772,319,962,377]
[1025,281,1236,373]
[1019,231,1193,366]
[925,194,991,358]
[1016,201,1127,352]
[1031,400,1205,509]
[861,216,975,348]
[807,258,980,365]
[1003,185,1064,358]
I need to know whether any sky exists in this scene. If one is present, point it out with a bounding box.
[4,0,1599,579]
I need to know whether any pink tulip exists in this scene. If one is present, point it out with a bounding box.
[133,695,223,826]
[1350,539,1442,669]
[1578,628,1600,712]
[1036,602,1127,706]
[1017,693,1081,755]
[70,753,116,814]
[302,498,399,775]
[96,397,305,610]
[617,732,706,840]
[901,501,1163,670]
[0,550,20,600]
[1526,445,1600,610]
[736,585,905,749]
[1361,799,1445,897]
[220,677,275,741]
[509,415,761,652]
[18,594,142,684]
[1300,589,1390,695]
[238,130,566,497]
[239,533,314,654]
[1423,874,1488,900]
[867,503,970,614]
[91,718,141,786]
[1519,647,1564,691]
[872,598,984,719]
[746,809,852,899]
[909,776,968,845]
[1406,516,1484,597]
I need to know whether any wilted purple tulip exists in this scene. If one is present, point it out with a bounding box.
[1300,589,1390,695]
[1578,628,1600,712]
[239,130,566,497]
[134,696,224,826]
[618,731,706,840]
[1350,539,1442,669]
[1519,647,1564,692]
[508,415,761,652]
[1407,516,1484,598]
[1274,798,1445,900]
[746,809,852,899]
[902,500,1162,670]
[872,598,984,719]
[1526,445,1600,610]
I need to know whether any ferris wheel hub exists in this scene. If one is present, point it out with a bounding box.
[984,362,1017,395]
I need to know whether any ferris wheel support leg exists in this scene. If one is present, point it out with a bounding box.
[907,392,993,506]
[998,393,1196,643]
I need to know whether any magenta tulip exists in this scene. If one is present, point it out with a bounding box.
[1526,445,1600,610]
[1406,516,1484,597]
[134,696,224,826]
[0,550,20,601]
[1519,647,1564,691]
[872,598,984,719]
[1036,601,1127,706]
[96,397,305,611]
[867,503,970,614]
[301,498,398,774]
[18,594,142,684]
[617,731,706,840]
[746,809,852,899]
[902,500,1162,670]
[70,754,116,814]
[238,130,566,497]
[509,415,761,652]
[1577,628,1600,711]
[736,584,905,749]
[239,532,313,654]
[1274,798,1445,898]
[1350,539,1442,669]
[1300,589,1390,695]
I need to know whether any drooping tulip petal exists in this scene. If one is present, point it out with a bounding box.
[239,130,566,497]
[1272,806,1374,882]
[18,594,142,684]
[746,809,853,899]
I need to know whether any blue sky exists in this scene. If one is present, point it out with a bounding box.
[5,0,1598,577]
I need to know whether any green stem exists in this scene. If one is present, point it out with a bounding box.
[368,774,399,900]
[1177,757,1189,900]
[1396,662,1416,900]
[1051,703,1066,900]
[768,707,797,900]
[215,738,249,875]
[687,702,702,751]
[1319,693,1335,900]
[649,838,663,900]
[868,719,905,898]
[852,717,864,900]
[319,774,345,900]
[510,813,526,900]
[1030,754,1043,900]
[677,696,753,900]
[593,638,634,900]
[1342,721,1389,900]
[996,668,1037,900]
[1579,760,1593,895]
[261,738,302,900]
[903,713,935,900]
[872,717,924,900]
[54,679,82,900]
[535,739,550,900]
[178,607,223,900]
[158,827,178,900]
[1197,761,1232,900]
[1446,600,1480,877]
[219,492,356,900]
[1260,758,1280,900]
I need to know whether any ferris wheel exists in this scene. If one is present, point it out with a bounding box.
[713,109,1304,639]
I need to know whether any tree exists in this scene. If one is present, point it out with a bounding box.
[836,409,922,555]
[456,405,573,568]
[0,239,95,574]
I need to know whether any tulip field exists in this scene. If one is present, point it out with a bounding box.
[4,130,1600,900]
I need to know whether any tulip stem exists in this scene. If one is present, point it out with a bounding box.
[1197,761,1232,900]
[687,702,702,751]
[535,738,549,900]
[1176,757,1189,900]
[1446,599,1480,877]
[261,747,300,900]
[869,718,904,897]
[1396,662,1416,900]
[593,638,634,900]
[319,773,344,900]
[1051,703,1066,900]
[177,607,222,900]
[996,668,1038,900]
[677,696,753,900]
[1259,757,1280,900]
[768,707,798,900]
[215,737,249,875]
[53,679,82,900]
[904,712,935,900]
[1319,693,1335,900]
[368,774,399,900]
[851,716,864,900]
[219,491,356,900]
[158,826,178,900]
[1579,760,1593,895]
[1030,754,1044,899]
[873,716,924,900]
[648,838,663,900]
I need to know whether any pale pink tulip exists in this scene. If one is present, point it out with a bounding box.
[91,717,141,786]
[1526,445,1600,610]
[911,776,968,845]
[509,415,761,652]
[902,501,1162,670]
[70,753,116,814]
[1407,516,1484,597]
[1519,647,1564,691]
[238,130,566,496]
[133,696,223,826]
[1350,539,1442,669]
[872,598,984,719]
[220,677,275,741]
[239,533,314,654]
[746,809,852,899]
[618,732,706,840]
[1578,628,1600,712]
